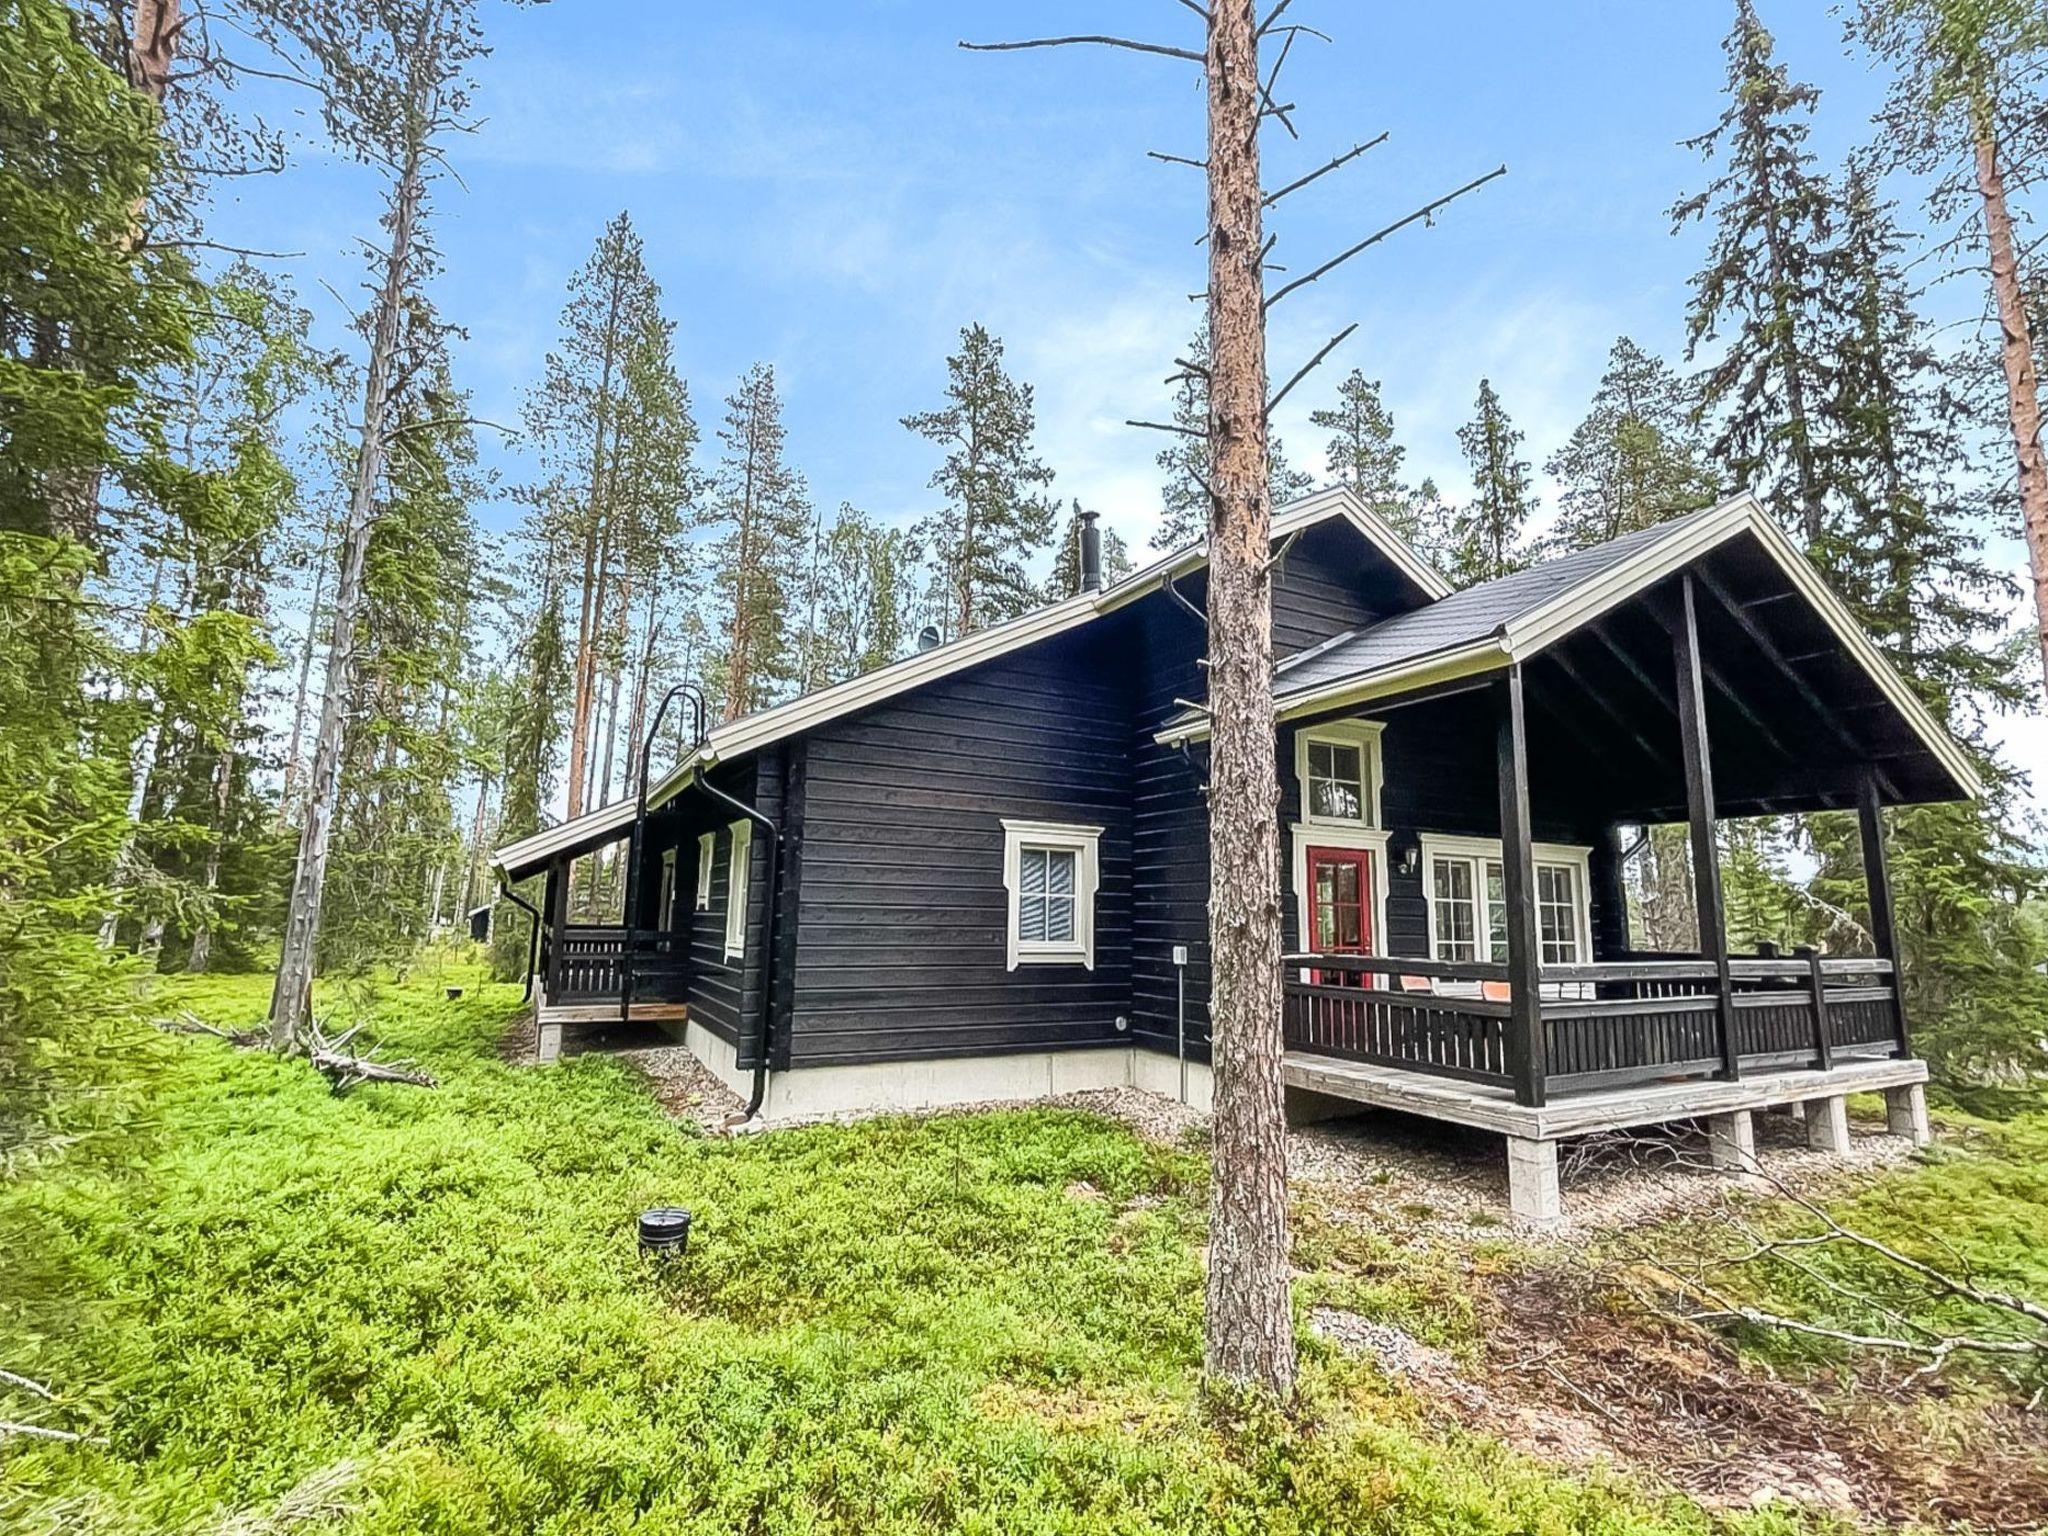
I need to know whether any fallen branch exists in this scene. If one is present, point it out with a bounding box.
[0,1419,105,1444]
[306,1019,437,1096]
[0,1368,56,1401]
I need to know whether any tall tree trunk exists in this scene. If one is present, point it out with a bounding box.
[269,143,423,1049]
[279,521,332,824]
[463,771,494,915]
[1202,0,1293,1399]
[1974,123,2048,697]
[622,585,658,794]
[563,283,625,818]
[724,440,759,722]
[186,741,236,973]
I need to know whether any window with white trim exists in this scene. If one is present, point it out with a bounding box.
[1001,819,1101,970]
[1420,835,1588,967]
[695,831,714,911]
[1294,719,1383,828]
[724,820,751,960]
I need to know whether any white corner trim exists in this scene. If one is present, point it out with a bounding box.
[724,819,752,960]
[1416,833,1593,966]
[1293,717,1386,831]
[1000,818,1103,971]
[695,830,714,911]
[1289,823,1392,962]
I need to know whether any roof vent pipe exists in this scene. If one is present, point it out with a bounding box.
[916,624,942,653]
[1079,508,1103,594]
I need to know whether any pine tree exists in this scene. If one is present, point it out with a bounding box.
[1545,337,1719,549]
[814,505,913,684]
[711,363,810,720]
[1854,0,2048,698]
[1046,499,1133,600]
[904,323,1057,636]
[1312,369,1429,539]
[1443,378,1535,585]
[1673,0,1841,543]
[1151,320,1315,550]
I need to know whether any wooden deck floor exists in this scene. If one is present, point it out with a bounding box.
[1284,1049,1928,1142]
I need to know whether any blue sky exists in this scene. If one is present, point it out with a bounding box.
[212,0,2043,792]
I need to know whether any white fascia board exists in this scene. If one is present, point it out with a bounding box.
[1498,494,1983,801]
[488,798,638,875]
[502,489,1458,863]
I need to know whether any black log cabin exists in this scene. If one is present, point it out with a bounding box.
[491,487,1971,1223]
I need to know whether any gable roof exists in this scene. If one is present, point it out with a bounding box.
[1156,492,1983,802]
[489,486,1447,876]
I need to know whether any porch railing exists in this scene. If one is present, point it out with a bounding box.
[542,924,689,1005]
[1281,951,1904,1100]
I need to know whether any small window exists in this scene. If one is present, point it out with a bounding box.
[1536,862,1584,965]
[1295,720,1382,828]
[724,820,751,960]
[1001,819,1101,969]
[695,831,714,911]
[658,849,678,931]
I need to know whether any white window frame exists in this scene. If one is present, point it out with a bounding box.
[1001,818,1102,970]
[1417,834,1592,968]
[1294,718,1384,830]
[724,819,752,961]
[695,831,714,911]
[658,849,678,932]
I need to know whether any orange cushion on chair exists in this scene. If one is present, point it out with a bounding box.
[1480,980,1511,1002]
[1400,975,1434,993]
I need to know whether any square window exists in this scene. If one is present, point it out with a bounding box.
[1298,724,1379,827]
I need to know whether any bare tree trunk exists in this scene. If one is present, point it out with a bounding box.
[622,585,659,793]
[1975,125,2048,697]
[269,144,423,1049]
[1202,0,1293,1399]
[563,284,625,819]
[463,771,493,915]
[185,744,236,973]
[279,521,332,824]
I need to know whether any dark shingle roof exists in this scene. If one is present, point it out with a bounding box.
[1272,506,1725,700]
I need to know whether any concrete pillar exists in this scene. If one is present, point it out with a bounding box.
[1708,1109,1759,1173]
[1885,1083,1931,1147]
[1804,1095,1850,1155]
[537,1018,563,1065]
[1506,1136,1562,1229]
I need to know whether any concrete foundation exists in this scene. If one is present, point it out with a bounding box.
[1885,1082,1931,1146]
[1506,1136,1562,1228]
[1708,1109,1759,1173]
[1804,1094,1852,1154]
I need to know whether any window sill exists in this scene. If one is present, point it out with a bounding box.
[1011,947,1093,970]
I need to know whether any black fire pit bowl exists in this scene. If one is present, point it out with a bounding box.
[638,1206,692,1257]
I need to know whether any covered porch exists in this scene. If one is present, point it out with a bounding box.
[1248,499,1973,1223]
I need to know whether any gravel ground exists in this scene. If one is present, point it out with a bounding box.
[564,1023,1915,1238]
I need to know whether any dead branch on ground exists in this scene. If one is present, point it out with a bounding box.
[306,1018,437,1095]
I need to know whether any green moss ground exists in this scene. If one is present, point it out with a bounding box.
[0,963,1936,1533]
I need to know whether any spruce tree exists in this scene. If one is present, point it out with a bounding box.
[1545,337,1719,548]
[1673,0,1841,543]
[1444,378,1535,585]
[1311,369,1427,539]
[711,363,810,719]
[904,323,1057,636]
[814,505,913,684]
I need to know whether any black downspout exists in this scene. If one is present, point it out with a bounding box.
[497,876,542,1003]
[687,769,783,1120]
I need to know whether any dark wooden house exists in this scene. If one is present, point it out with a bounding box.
[491,488,1967,1223]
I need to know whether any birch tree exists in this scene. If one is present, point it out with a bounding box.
[964,2,1499,1397]
[258,0,487,1047]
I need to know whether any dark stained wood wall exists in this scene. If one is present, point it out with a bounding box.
[785,626,1137,1067]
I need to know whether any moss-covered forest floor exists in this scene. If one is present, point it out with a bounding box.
[3,963,2042,1533]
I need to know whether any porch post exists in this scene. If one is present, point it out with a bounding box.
[1856,768,1911,1058]
[543,857,568,1003]
[1672,571,1740,1081]
[1495,665,1546,1109]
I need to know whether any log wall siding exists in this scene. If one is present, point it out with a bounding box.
[672,754,782,1065]
[785,627,1137,1067]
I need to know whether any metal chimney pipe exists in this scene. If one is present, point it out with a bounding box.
[1079,509,1103,593]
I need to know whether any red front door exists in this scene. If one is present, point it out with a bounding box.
[1307,845,1374,985]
